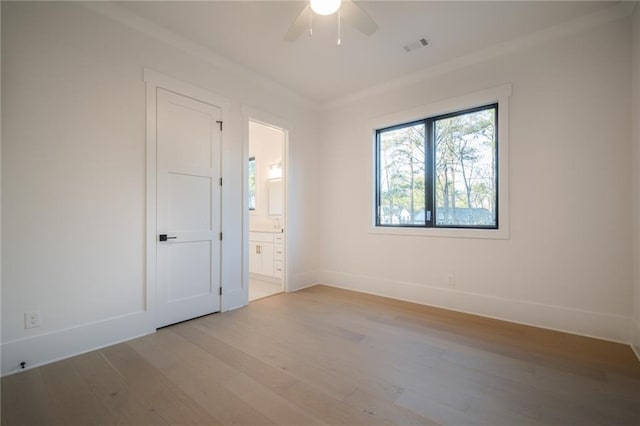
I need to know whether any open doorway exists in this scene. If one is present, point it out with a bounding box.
[248,120,286,301]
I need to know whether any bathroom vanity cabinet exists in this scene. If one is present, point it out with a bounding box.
[249,231,284,278]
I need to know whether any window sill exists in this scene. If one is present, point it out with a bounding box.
[368,226,509,240]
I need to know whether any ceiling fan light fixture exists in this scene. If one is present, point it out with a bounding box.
[310,0,341,16]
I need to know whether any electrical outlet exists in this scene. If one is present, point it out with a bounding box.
[447,274,455,287]
[25,310,41,329]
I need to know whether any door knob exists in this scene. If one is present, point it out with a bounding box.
[159,234,177,241]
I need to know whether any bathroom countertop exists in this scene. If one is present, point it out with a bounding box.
[249,228,284,234]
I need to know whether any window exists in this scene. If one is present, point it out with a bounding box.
[248,157,256,211]
[376,104,498,229]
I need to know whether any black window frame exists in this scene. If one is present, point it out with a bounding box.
[375,103,499,230]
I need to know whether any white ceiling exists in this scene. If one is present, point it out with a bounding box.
[119,1,618,104]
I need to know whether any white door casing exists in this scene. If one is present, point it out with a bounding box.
[156,88,222,328]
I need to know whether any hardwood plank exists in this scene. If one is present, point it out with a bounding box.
[396,388,477,426]
[129,330,276,425]
[464,397,544,426]
[194,313,361,400]
[222,373,326,425]
[274,380,391,425]
[195,306,406,402]
[1,368,55,426]
[343,388,439,426]
[172,322,297,393]
[72,351,169,425]
[100,343,219,425]
[38,357,112,425]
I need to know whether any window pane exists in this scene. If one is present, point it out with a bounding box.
[378,123,426,225]
[434,107,497,227]
[248,157,256,210]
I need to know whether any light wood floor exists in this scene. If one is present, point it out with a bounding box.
[249,278,282,302]
[3,285,640,425]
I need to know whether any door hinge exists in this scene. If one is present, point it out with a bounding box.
[219,287,222,296]
[219,177,223,186]
[216,120,223,131]
[219,232,223,241]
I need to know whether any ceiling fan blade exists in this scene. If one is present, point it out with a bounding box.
[284,4,310,42]
[341,1,378,36]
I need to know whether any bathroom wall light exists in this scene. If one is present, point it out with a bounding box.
[268,162,282,179]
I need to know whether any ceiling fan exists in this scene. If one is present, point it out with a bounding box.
[283,0,379,45]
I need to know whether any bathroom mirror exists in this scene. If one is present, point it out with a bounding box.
[267,178,283,216]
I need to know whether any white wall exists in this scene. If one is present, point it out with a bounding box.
[249,121,284,230]
[1,2,320,374]
[632,3,640,357]
[0,0,3,403]
[318,18,634,342]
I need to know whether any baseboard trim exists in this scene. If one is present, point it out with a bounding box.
[3,273,633,376]
[290,281,319,293]
[249,272,281,285]
[288,269,321,292]
[633,320,640,362]
[1,311,154,377]
[317,270,632,344]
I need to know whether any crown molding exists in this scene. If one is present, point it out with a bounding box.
[81,1,634,113]
[82,2,319,111]
[323,1,636,111]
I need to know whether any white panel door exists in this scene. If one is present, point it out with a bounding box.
[156,88,221,328]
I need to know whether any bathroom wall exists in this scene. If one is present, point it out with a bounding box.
[249,121,285,231]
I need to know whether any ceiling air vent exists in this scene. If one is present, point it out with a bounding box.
[404,37,429,53]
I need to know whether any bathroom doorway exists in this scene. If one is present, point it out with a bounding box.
[248,120,286,301]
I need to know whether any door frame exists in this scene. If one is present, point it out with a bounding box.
[144,69,230,327]
[242,106,291,300]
